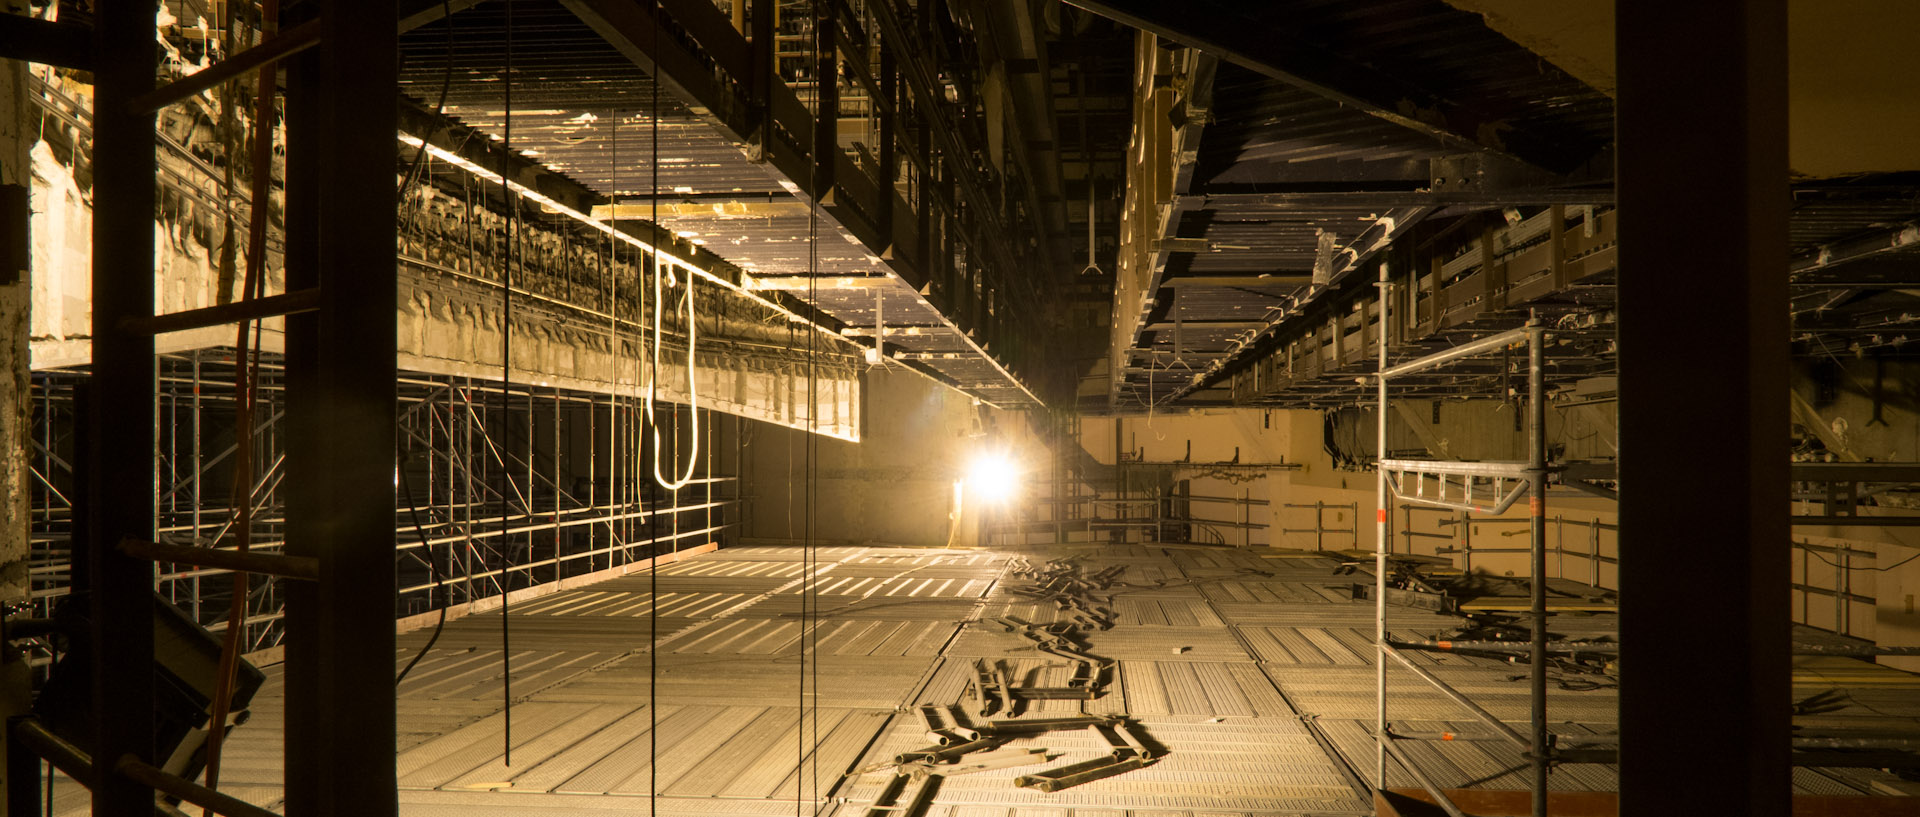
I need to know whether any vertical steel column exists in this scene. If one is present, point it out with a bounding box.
[1372,264,1389,790]
[814,1,838,196]
[746,0,774,158]
[284,2,400,815]
[282,39,321,813]
[879,42,897,241]
[1617,3,1788,816]
[89,0,159,812]
[1526,320,1547,815]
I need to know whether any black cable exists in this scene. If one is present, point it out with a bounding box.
[649,4,661,814]
[1806,546,1920,572]
[498,0,516,766]
[805,7,823,811]
[395,450,449,685]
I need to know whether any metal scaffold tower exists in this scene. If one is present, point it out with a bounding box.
[1369,259,1554,817]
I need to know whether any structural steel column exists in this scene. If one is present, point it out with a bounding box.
[281,38,322,817]
[284,2,400,815]
[1617,3,1788,816]
[89,0,159,814]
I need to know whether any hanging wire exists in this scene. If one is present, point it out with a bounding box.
[201,0,283,803]
[806,3,824,810]
[499,0,517,765]
[393,0,459,690]
[649,3,662,814]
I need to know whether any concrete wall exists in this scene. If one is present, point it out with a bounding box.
[1077,409,1295,547]
[2,8,32,609]
[3,22,37,805]
[745,366,1038,547]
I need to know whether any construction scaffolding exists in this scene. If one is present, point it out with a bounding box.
[1369,261,1553,817]
[25,352,740,663]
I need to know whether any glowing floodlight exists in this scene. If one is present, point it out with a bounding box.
[967,451,1020,504]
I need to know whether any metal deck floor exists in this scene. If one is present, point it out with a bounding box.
[39,544,1920,814]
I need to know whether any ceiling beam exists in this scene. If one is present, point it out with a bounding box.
[1144,319,1265,330]
[0,13,91,70]
[838,325,949,336]
[1159,275,1309,288]
[1181,188,1613,209]
[1063,0,1601,172]
[744,274,899,291]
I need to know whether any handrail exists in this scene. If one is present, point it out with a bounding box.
[1377,326,1529,379]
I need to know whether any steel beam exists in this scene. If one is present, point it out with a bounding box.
[1062,0,1600,173]
[87,0,158,813]
[283,1,399,814]
[1180,188,1613,209]
[0,14,93,70]
[1617,3,1789,817]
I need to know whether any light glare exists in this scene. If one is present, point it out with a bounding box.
[968,452,1019,504]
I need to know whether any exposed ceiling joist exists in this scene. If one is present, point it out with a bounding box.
[1158,275,1310,288]
[1063,0,1600,172]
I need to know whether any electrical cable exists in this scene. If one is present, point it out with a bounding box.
[201,3,281,804]
[390,0,459,693]
[498,0,516,765]
[643,247,701,490]
[1806,546,1920,573]
[806,7,825,811]
[649,5,661,815]
[394,452,450,685]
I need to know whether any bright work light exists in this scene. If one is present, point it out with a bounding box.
[967,451,1020,504]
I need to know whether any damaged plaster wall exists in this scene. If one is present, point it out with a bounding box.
[27,65,287,368]
[396,270,862,439]
[22,61,862,439]
[2,6,32,609]
[2,9,37,799]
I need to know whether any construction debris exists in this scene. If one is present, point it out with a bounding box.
[1012,718,1161,792]
[861,705,1162,805]
[851,557,1178,813]
[1002,557,1124,629]
[966,618,1114,716]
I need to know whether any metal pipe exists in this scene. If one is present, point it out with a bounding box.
[1526,320,1549,817]
[120,538,319,581]
[10,719,179,817]
[1374,263,1390,791]
[1378,326,1528,379]
[1381,643,1531,751]
[1391,639,1619,654]
[1377,732,1469,817]
[115,755,282,817]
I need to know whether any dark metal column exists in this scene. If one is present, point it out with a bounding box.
[281,36,323,817]
[813,0,838,195]
[89,0,159,813]
[1617,3,1789,816]
[284,1,400,815]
